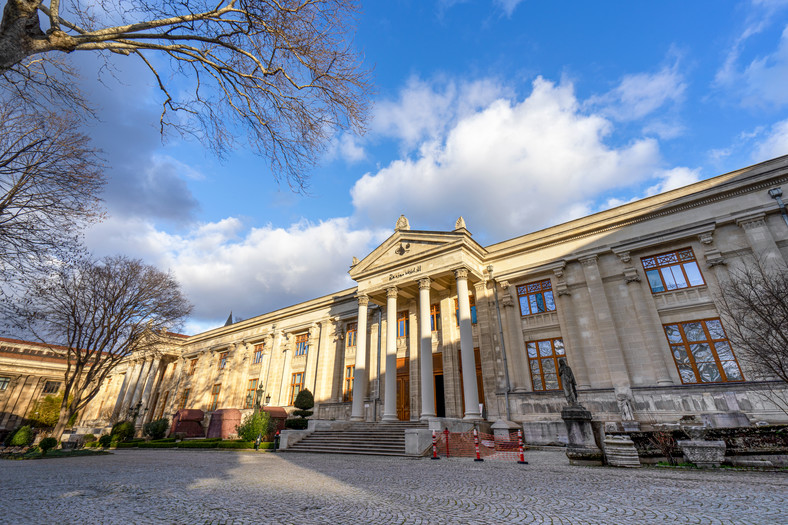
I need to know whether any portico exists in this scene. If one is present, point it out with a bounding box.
[349,216,487,422]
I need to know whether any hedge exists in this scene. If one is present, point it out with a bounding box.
[216,441,255,449]
[137,442,177,448]
[150,438,177,443]
[175,441,219,448]
[114,442,138,448]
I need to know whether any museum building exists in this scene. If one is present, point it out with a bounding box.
[77,156,788,443]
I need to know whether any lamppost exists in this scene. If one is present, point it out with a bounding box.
[252,387,271,450]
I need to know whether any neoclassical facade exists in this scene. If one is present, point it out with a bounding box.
[82,156,788,442]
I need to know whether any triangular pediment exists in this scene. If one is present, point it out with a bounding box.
[349,228,486,281]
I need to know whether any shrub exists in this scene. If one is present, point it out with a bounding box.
[216,440,255,449]
[27,394,63,428]
[150,438,176,443]
[110,421,135,442]
[38,437,58,455]
[98,435,112,448]
[293,389,314,419]
[143,418,170,440]
[10,426,34,446]
[137,442,177,448]
[284,418,308,430]
[82,433,96,443]
[236,410,274,442]
[175,440,219,448]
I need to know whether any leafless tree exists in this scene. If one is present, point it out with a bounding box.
[13,255,192,439]
[0,0,371,189]
[717,258,788,412]
[0,100,104,282]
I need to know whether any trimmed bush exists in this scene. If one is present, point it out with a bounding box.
[216,440,255,449]
[143,418,169,440]
[292,389,314,419]
[38,437,58,455]
[10,426,34,447]
[84,441,98,448]
[114,442,138,448]
[176,440,219,448]
[82,433,96,443]
[236,410,274,442]
[98,434,112,448]
[110,421,135,442]
[284,418,308,430]
[137,442,177,448]
[150,438,176,443]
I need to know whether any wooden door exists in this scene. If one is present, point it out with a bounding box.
[396,357,410,421]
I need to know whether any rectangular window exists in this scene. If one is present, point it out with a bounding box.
[664,318,744,384]
[245,378,259,409]
[642,248,705,294]
[218,352,229,370]
[344,365,354,402]
[42,381,60,394]
[253,344,264,364]
[209,384,221,411]
[290,372,304,405]
[517,280,556,317]
[430,304,441,332]
[295,333,309,356]
[188,359,197,376]
[454,295,478,326]
[179,388,190,409]
[526,338,566,391]
[397,311,409,338]
[346,323,357,348]
[0,377,9,391]
[156,391,169,420]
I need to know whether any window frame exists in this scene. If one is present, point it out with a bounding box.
[42,381,61,395]
[209,384,221,411]
[526,338,566,392]
[294,333,309,356]
[517,279,556,317]
[343,365,354,402]
[188,358,197,376]
[346,322,357,349]
[218,351,229,370]
[430,304,441,332]
[245,378,259,409]
[0,376,10,391]
[179,388,191,409]
[454,295,477,326]
[253,344,264,364]
[641,247,705,294]
[156,391,169,420]
[397,311,409,338]
[290,372,304,405]
[663,318,744,384]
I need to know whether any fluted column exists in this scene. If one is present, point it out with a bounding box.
[111,369,133,418]
[382,286,399,422]
[418,278,436,420]
[350,293,370,421]
[455,268,481,420]
[121,360,144,413]
[737,213,787,270]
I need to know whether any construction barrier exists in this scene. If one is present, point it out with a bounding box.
[433,428,528,462]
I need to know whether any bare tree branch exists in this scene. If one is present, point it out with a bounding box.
[0,0,371,189]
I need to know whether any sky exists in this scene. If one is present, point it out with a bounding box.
[73,0,788,335]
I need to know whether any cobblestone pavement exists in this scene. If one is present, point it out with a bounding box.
[2,449,786,524]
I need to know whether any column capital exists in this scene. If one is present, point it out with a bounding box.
[736,212,767,230]
[356,292,369,307]
[417,278,431,290]
[579,254,598,267]
[386,286,398,298]
[453,267,469,280]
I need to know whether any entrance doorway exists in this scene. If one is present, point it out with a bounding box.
[396,357,410,421]
[433,352,445,417]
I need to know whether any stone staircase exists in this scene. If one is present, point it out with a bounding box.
[285,421,428,456]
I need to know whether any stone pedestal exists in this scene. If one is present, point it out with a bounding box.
[491,419,521,442]
[561,405,603,466]
[603,435,641,468]
[677,439,726,468]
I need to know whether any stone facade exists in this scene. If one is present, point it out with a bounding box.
[81,156,788,442]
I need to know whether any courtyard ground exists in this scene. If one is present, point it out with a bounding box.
[1,449,785,524]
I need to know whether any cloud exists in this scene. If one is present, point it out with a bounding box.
[753,118,788,161]
[588,64,686,121]
[85,216,386,328]
[352,77,669,240]
[646,167,702,196]
[494,0,527,16]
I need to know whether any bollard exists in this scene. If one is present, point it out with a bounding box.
[517,429,528,464]
[444,428,451,458]
[431,430,440,460]
[473,427,484,462]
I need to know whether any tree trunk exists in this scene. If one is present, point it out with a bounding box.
[51,403,72,441]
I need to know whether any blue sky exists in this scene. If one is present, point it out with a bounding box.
[79,0,788,334]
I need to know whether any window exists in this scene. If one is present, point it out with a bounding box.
[526,338,566,391]
[454,296,477,326]
[517,280,555,317]
[642,248,705,293]
[156,391,169,420]
[218,351,229,370]
[397,311,409,338]
[290,372,304,405]
[344,365,354,402]
[430,304,441,332]
[209,384,221,411]
[42,381,60,394]
[295,333,309,356]
[179,388,190,409]
[0,377,9,391]
[188,359,197,376]
[346,323,357,348]
[664,319,743,384]
[245,378,259,408]
[253,344,264,364]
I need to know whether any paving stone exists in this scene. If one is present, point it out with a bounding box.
[0,449,785,524]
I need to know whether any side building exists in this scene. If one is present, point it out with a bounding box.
[83,156,788,443]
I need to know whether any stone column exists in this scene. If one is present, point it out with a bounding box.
[0,376,28,428]
[350,293,370,421]
[418,278,436,420]
[579,255,630,388]
[111,369,132,418]
[129,359,153,410]
[737,213,786,270]
[499,281,531,390]
[136,357,162,425]
[304,323,321,394]
[314,318,335,401]
[382,286,399,422]
[277,334,293,406]
[455,268,481,420]
[120,360,142,413]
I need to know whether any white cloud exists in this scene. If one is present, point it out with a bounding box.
[753,119,788,161]
[589,65,686,121]
[494,0,527,16]
[86,216,387,328]
[352,77,669,240]
[646,167,702,196]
